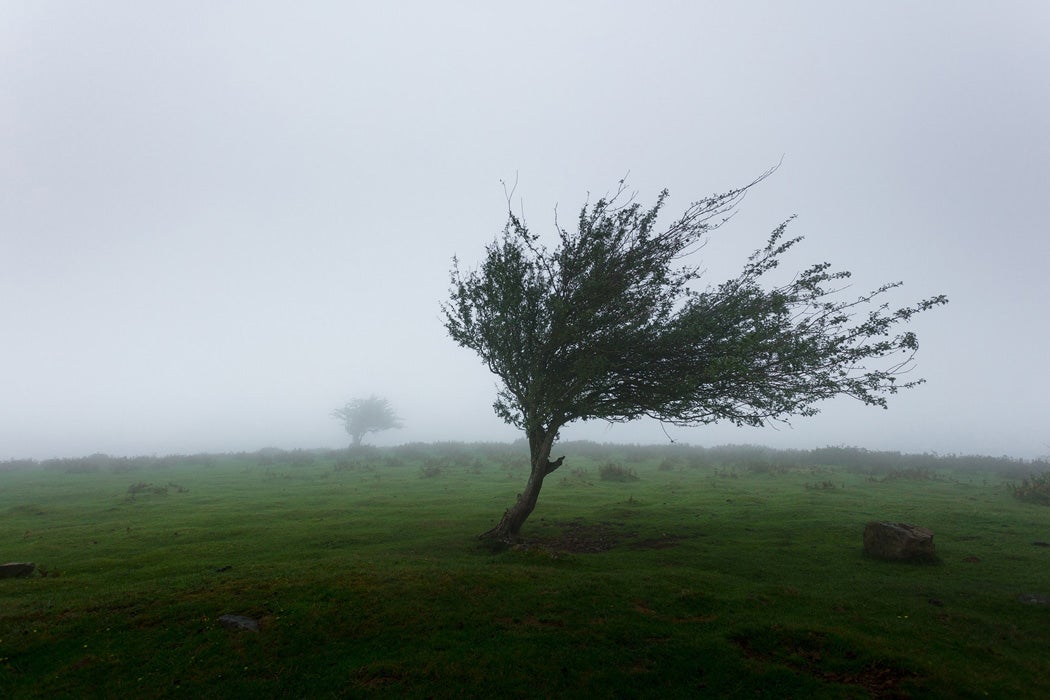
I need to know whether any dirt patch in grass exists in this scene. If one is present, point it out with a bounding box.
[495,614,566,629]
[515,518,631,553]
[733,627,922,699]
[548,519,630,552]
[520,518,684,553]
[629,534,683,550]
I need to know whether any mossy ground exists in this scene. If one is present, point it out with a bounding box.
[2,444,1048,698]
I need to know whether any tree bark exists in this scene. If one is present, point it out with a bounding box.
[481,426,564,544]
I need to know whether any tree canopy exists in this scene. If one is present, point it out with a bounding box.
[331,395,403,447]
[443,174,947,542]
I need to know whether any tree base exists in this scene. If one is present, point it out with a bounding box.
[478,522,521,548]
[476,531,514,553]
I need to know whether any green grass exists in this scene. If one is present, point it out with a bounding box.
[2,446,1049,698]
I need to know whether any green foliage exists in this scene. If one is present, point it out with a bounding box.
[420,463,444,478]
[1012,471,1050,505]
[598,462,639,482]
[443,175,947,434]
[331,395,403,447]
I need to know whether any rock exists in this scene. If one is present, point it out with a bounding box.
[863,521,936,562]
[218,614,259,632]
[0,562,36,579]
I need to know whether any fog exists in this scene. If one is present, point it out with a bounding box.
[3,2,1048,461]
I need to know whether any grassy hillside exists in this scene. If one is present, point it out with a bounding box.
[2,443,1049,698]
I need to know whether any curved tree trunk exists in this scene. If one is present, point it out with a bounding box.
[482,426,564,544]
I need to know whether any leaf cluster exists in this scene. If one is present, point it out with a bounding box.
[443,176,947,436]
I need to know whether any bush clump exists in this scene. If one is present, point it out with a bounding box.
[126,481,186,497]
[599,462,638,482]
[805,480,840,491]
[1012,471,1050,505]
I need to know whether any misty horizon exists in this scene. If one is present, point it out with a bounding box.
[3,4,1048,461]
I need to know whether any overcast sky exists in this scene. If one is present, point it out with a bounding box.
[2,2,1048,461]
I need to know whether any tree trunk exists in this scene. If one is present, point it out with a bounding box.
[482,426,563,544]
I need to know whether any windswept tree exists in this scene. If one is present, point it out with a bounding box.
[443,174,947,543]
[331,395,403,447]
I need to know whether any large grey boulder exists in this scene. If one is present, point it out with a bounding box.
[863,521,936,562]
[0,562,36,579]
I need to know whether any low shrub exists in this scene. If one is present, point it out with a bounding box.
[805,480,840,491]
[1012,471,1050,505]
[599,462,638,482]
[746,461,789,475]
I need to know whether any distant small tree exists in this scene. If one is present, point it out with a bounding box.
[443,173,948,543]
[332,396,403,447]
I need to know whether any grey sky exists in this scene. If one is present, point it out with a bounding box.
[2,2,1048,460]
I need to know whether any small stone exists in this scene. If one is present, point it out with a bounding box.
[218,614,259,632]
[0,562,36,579]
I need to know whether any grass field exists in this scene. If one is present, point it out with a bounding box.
[2,443,1049,698]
